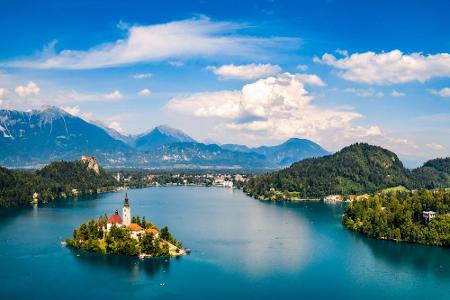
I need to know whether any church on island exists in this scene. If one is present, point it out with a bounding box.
[106,193,159,240]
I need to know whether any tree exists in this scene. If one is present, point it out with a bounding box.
[140,233,156,255]
[160,226,170,240]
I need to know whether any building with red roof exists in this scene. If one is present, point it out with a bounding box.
[128,223,145,239]
[145,228,160,238]
[105,194,150,241]
[108,210,123,224]
[106,210,124,232]
[128,223,144,231]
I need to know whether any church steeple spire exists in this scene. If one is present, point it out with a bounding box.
[122,192,131,226]
[124,192,129,207]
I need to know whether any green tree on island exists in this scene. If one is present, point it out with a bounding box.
[66,215,182,257]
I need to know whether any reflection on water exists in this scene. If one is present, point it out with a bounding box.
[70,248,172,280]
[361,234,450,279]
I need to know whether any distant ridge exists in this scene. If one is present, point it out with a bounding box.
[222,138,329,167]
[0,107,329,169]
[0,106,131,167]
[134,125,196,151]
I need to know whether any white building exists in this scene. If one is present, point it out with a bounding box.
[213,176,233,188]
[105,193,159,240]
[128,223,145,239]
[223,180,233,188]
[324,195,344,203]
[122,193,131,226]
[423,211,437,222]
[234,174,246,182]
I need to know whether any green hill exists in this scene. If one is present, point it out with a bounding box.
[0,157,116,207]
[411,158,450,189]
[245,144,450,200]
[245,143,413,199]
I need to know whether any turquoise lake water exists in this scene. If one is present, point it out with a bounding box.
[0,186,449,299]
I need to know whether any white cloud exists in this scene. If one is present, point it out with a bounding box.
[103,90,123,100]
[15,81,40,97]
[7,18,299,69]
[294,74,326,86]
[0,85,127,111]
[296,64,308,71]
[335,48,348,56]
[426,143,445,151]
[431,87,450,97]
[133,73,152,79]
[138,88,151,96]
[60,105,94,120]
[0,88,5,98]
[61,105,80,116]
[344,88,383,97]
[341,125,383,139]
[315,50,450,84]
[167,72,377,145]
[108,121,124,133]
[207,63,282,80]
[391,90,405,97]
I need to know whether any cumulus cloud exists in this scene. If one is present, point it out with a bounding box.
[207,63,281,80]
[60,105,94,120]
[391,90,405,97]
[61,105,81,115]
[0,88,5,98]
[315,50,450,84]
[167,72,378,145]
[344,88,383,97]
[335,48,348,56]
[108,121,124,133]
[15,81,40,97]
[294,74,326,86]
[431,87,450,97]
[7,18,299,69]
[103,90,123,100]
[138,88,151,96]
[426,143,445,151]
[296,64,308,71]
[133,73,152,79]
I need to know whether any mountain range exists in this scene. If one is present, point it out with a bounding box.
[0,107,329,169]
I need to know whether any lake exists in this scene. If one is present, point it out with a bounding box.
[0,186,449,299]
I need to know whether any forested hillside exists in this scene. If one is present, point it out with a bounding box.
[0,159,116,207]
[245,143,450,200]
[411,158,450,189]
[343,189,450,247]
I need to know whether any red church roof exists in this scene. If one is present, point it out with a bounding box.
[128,223,144,231]
[108,210,122,224]
[146,228,159,235]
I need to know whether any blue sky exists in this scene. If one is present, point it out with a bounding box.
[0,0,449,166]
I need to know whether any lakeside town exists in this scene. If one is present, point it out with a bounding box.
[113,169,248,189]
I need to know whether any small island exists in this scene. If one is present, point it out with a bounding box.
[66,193,186,258]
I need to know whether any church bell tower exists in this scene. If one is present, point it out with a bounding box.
[122,193,131,226]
